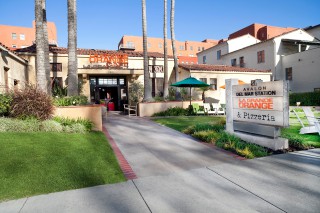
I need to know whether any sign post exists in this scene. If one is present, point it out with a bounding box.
[226,79,289,150]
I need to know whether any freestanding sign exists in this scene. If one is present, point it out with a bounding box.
[232,81,289,127]
[226,79,289,150]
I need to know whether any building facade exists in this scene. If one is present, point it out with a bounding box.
[16,45,175,110]
[0,21,57,49]
[198,29,320,92]
[228,23,296,41]
[0,42,28,93]
[118,35,218,64]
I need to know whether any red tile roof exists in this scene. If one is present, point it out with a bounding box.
[0,41,28,62]
[179,64,271,73]
[15,44,172,58]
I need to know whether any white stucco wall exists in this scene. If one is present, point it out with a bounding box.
[0,48,28,93]
[221,29,316,81]
[197,34,260,66]
[282,47,320,92]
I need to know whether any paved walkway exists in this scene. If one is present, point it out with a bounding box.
[1,113,320,212]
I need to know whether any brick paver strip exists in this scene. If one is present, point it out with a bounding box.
[102,126,137,180]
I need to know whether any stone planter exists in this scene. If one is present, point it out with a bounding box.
[54,105,103,131]
[138,100,203,117]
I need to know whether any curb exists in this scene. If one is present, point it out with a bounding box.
[102,126,137,180]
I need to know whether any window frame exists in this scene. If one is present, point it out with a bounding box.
[217,50,221,60]
[257,50,265,63]
[285,67,293,81]
[50,63,62,72]
[210,78,217,90]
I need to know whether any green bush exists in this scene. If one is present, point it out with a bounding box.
[289,91,320,106]
[53,117,93,132]
[0,93,13,116]
[10,85,54,120]
[215,132,268,159]
[182,123,224,135]
[153,107,188,117]
[192,130,219,143]
[53,95,88,106]
[0,117,92,133]
[282,133,309,150]
[41,120,64,132]
[0,117,41,132]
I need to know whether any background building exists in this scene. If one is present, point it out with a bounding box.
[118,35,218,64]
[0,21,57,49]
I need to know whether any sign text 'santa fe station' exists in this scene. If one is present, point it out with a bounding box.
[232,81,288,127]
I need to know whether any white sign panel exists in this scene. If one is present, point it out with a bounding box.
[232,81,288,127]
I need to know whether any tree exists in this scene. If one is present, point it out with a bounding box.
[35,0,50,94]
[67,0,78,96]
[170,0,178,83]
[142,0,152,102]
[163,0,169,98]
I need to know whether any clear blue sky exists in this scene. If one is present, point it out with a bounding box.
[0,0,319,50]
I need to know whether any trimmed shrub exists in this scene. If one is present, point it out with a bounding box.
[192,130,220,143]
[153,107,188,117]
[282,133,309,150]
[215,132,268,159]
[0,117,41,132]
[53,95,88,106]
[0,93,13,116]
[289,91,320,106]
[53,117,93,132]
[10,85,54,120]
[41,120,64,132]
[182,123,224,135]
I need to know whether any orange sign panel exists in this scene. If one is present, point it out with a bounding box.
[89,53,128,68]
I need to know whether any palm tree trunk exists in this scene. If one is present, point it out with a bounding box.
[142,0,152,101]
[170,0,178,82]
[67,0,78,96]
[163,0,169,98]
[42,0,51,95]
[35,0,47,93]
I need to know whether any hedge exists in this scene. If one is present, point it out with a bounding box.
[289,91,320,106]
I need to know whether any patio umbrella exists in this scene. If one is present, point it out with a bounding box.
[219,80,247,89]
[171,76,210,106]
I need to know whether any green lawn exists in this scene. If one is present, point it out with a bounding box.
[153,116,225,132]
[0,132,125,201]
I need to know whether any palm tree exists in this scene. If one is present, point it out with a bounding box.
[35,0,49,94]
[170,0,178,83]
[42,0,51,95]
[163,0,169,98]
[67,0,78,96]
[142,0,152,101]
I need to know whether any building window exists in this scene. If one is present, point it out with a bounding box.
[203,55,207,64]
[12,33,17,39]
[198,47,201,51]
[158,42,162,48]
[285,67,292,80]
[210,78,217,90]
[217,50,221,60]
[12,44,17,48]
[231,58,237,67]
[50,63,62,72]
[126,41,134,48]
[257,50,265,63]
[98,78,117,85]
[239,56,244,67]
[200,78,207,84]
[179,45,184,50]
[190,46,193,51]
[20,34,25,40]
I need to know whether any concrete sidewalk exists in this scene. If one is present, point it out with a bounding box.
[0,113,319,212]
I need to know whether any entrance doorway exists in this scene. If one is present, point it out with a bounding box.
[90,76,127,111]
